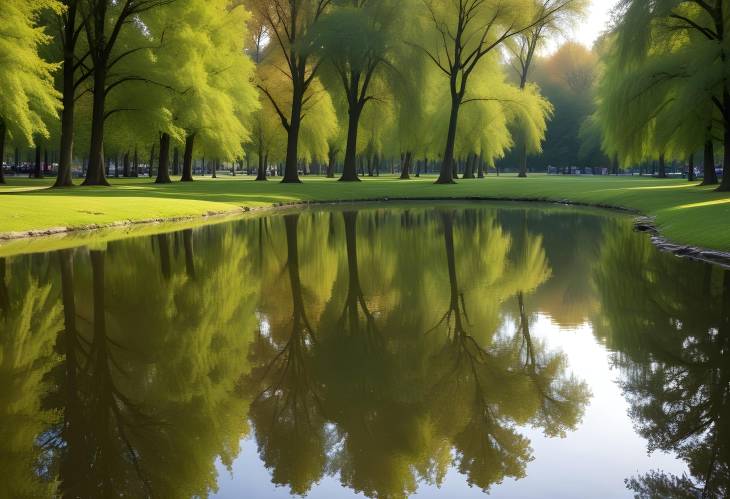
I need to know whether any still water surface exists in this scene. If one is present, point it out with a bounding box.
[0,203,727,498]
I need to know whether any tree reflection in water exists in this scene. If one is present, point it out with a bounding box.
[4,204,725,498]
[595,222,730,499]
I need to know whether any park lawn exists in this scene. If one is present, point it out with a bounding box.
[0,173,728,252]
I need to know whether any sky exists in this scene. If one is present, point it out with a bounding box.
[545,0,620,53]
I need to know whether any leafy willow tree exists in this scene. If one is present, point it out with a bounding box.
[0,0,62,185]
[417,0,568,183]
[598,0,730,188]
[255,0,332,183]
[507,0,587,177]
[146,0,258,184]
[314,0,411,182]
[80,0,178,186]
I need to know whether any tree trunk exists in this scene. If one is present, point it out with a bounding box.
[437,95,461,184]
[340,103,362,182]
[34,144,43,178]
[148,143,156,178]
[173,147,179,176]
[0,121,5,184]
[478,153,485,178]
[132,146,139,177]
[463,153,476,179]
[702,139,719,185]
[155,133,172,184]
[123,151,130,177]
[82,62,109,186]
[518,141,528,178]
[113,154,118,177]
[720,96,730,190]
[400,152,412,180]
[282,85,303,183]
[54,1,78,188]
[657,153,667,178]
[326,150,336,178]
[181,134,194,182]
[687,153,695,182]
[256,140,267,181]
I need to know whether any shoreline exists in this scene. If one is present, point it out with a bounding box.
[2,195,729,268]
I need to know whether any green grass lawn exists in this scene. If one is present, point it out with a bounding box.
[1,173,728,253]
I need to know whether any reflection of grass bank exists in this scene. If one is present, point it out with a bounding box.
[1,174,728,251]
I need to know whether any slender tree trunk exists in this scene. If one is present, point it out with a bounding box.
[0,121,5,184]
[183,229,195,278]
[340,102,363,182]
[657,153,667,178]
[702,139,719,185]
[181,134,195,182]
[123,151,130,177]
[687,153,695,182]
[148,143,156,178]
[256,139,267,181]
[155,133,172,184]
[326,150,336,178]
[132,146,139,177]
[478,153,485,178]
[437,95,461,184]
[34,144,43,178]
[400,152,412,180]
[172,147,179,176]
[83,62,109,186]
[720,94,730,191]
[113,154,118,177]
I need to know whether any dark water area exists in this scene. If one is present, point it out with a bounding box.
[0,203,728,498]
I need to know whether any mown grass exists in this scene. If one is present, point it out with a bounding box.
[1,173,728,252]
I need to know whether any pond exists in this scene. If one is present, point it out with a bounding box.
[1,203,728,498]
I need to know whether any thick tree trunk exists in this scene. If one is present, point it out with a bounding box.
[437,95,461,184]
[34,144,43,178]
[463,153,476,179]
[400,152,412,180]
[83,63,109,186]
[155,133,172,184]
[702,140,719,185]
[282,86,303,183]
[518,141,528,178]
[181,134,194,182]
[657,153,667,178]
[340,103,362,182]
[0,121,5,184]
[54,2,77,188]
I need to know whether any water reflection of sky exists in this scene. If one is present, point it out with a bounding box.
[215,315,686,499]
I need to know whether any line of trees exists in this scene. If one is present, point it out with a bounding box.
[0,0,592,187]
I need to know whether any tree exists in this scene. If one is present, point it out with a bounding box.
[255,0,332,183]
[0,0,62,185]
[417,0,569,183]
[80,0,177,186]
[507,0,587,177]
[315,0,409,182]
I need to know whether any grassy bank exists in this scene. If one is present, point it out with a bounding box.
[1,174,728,252]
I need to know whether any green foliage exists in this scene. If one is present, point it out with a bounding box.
[0,0,62,146]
